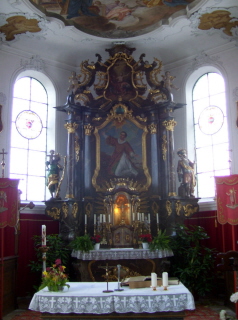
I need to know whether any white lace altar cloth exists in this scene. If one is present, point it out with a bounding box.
[29,282,195,314]
[71,248,173,260]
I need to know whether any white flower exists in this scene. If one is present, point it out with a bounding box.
[230,292,238,303]
[220,310,227,320]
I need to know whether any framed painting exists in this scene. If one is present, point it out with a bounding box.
[92,105,151,191]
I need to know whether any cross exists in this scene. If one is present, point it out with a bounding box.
[74,297,80,308]
[147,296,153,308]
[171,295,179,306]
[99,297,105,309]
[0,149,7,178]
[49,297,56,308]
[121,296,127,307]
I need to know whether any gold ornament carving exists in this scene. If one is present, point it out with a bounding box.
[168,192,177,197]
[85,202,92,217]
[166,200,172,216]
[46,207,60,219]
[152,201,159,215]
[61,202,68,218]
[148,123,157,134]
[198,10,238,37]
[136,115,147,122]
[162,119,177,131]
[64,122,79,133]
[92,116,102,121]
[72,202,78,218]
[175,201,182,216]
[106,104,133,123]
[162,135,167,161]
[84,124,94,136]
[75,136,80,162]
[183,204,198,217]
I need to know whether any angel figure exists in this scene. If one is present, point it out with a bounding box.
[162,71,179,93]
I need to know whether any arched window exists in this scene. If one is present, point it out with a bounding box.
[9,72,56,202]
[192,72,230,199]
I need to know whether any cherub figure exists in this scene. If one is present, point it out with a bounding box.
[67,71,80,94]
[46,150,63,199]
[162,71,179,93]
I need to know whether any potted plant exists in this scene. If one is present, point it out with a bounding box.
[169,224,216,298]
[91,234,101,250]
[139,233,152,249]
[149,230,171,250]
[39,259,70,292]
[69,234,94,253]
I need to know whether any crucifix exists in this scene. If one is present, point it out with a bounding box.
[0,148,8,178]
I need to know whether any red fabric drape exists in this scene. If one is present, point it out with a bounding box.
[215,175,238,225]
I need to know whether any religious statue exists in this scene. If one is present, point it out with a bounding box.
[177,149,196,198]
[162,71,179,93]
[46,150,64,199]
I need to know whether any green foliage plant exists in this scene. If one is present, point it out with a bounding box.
[69,234,94,252]
[149,230,171,250]
[169,224,216,298]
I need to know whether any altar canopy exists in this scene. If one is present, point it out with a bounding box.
[215,175,238,225]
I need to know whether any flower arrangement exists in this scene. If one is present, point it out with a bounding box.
[139,233,152,243]
[39,259,70,292]
[230,292,238,303]
[91,234,101,245]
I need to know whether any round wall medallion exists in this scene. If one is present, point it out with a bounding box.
[15,110,43,139]
[198,105,224,135]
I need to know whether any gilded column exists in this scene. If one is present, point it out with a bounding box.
[64,121,78,199]
[162,118,177,197]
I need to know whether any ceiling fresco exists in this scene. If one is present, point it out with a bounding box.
[30,0,197,38]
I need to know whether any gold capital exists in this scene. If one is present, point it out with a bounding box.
[84,124,94,136]
[162,119,177,131]
[148,123,157,134]
[64,122,78,133]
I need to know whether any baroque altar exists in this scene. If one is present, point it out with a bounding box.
[45,44,199,247]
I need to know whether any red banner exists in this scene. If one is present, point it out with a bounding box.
[0,178,19,228]
[215,175,238,225]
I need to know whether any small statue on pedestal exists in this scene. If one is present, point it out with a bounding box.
[177,148,196,198]
[46,150,64,200]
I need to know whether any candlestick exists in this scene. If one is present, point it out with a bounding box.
[42,225,46,246]
[114,264,124,291]
[151,272,157,289]
[162,272,168,288]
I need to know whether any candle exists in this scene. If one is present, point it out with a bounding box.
[151,272,157,288]
[85,214,87,225]
[142,213,144,221]
[103,214,106,223]
[42,225,46,246]
[162,272,168,287]
[100,214,102,223]
[108,214,111,223]
[132,212,135,221]
[156,213,159,224]
[148,213,150,223]
[137,212,140,221]
[94,214,96,225]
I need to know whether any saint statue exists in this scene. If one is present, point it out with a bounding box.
[46,150,63,199]
[177,148,196,198]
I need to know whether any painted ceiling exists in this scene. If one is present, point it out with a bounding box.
[0,0,238,66]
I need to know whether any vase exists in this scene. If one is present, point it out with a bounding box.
[142,242,149,249]
[94,243,100,250]
[47,285,64,292]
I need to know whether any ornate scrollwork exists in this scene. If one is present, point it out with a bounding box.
[64,122,79,133]
[84,124,94,136]
[85,202,92,217]
[175,200,182,216]
[166,200,172,216]
[61,202,68,218]
[106,104,133,123]
[148,123,157,134]
[136,115,147,122]
[75,136,80,162]
[162,134,167,161]
[162,119,177,131]
[149,57,163,87]
[72,202,78,218]
[183,204,198,217]
[46,207,60,219]
[152,201,159,215]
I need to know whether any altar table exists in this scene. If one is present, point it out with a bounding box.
[29,281,195,320]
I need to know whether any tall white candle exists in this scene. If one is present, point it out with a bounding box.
[142,213,144,221]
[94,214,96,225]
[132,212,135,221]
[156,213,159,224]
[103,214,106,223]
[148,213,150,223]
[108,214,111,223]
[85,214,87,225]
[100,214,102,223]
[151,272,157,287]
[162,272,168,287]
[42,225,46,246]
[137,212,140,221]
